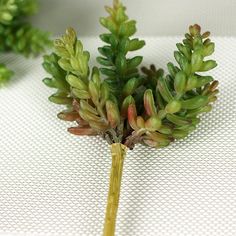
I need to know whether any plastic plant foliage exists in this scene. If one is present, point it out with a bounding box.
[42,0,219,235]
[0,0,51,85]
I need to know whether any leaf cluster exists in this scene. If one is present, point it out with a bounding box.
[98,2,145,98]
[0,0,51,85]
[43,0,219,149]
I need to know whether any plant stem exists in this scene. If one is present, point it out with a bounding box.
[103,143,127,236]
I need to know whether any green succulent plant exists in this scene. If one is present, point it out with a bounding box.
[0,63,13,83]
[0,0,51,85]
[42,1,218,235]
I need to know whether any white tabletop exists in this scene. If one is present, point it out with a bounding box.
[0,37,235,236]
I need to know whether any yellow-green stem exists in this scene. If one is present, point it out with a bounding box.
[103,143,127,236]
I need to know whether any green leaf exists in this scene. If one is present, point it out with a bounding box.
[179,57,191,75]
[115,53,127,73]
[89,120,109,132]
[119,37,129,53]
[166,114,191,126]
[109,34,119,49]
[145,115,162,131]
[165,100,182,114]
[91,67,101,87]
[203,43,215,57]
[196,76,213,88]
[80,100,98,115]
[200,60,217,72]
[116,6,128,23]
[79,109,101,122]
[191,51,203,72]
[66,74,87,90]
[72,88,90,99]
[122,77,142,97]
[172,130,189,139]
[186,105,212,117]
[158,125,172,135]
[127,56,143,69]
[174,51,182,64]
[100,82,110,106]
[186,75,198,91]
[49,94,73,105]
[43,78,56,88]
[176,43,191,59]
[98,46,113,58]
[181,96,208,109]
[158,77,174,102]
[97,57,113,66]
[100,68,116,77]
[144,89,157,116]
[106,100,120,128]
[174,71,187,94]
[89,80,99,104]
[128,39,145,51]
[119,20,136,37]
[99,33,112,44]
[100,17,117,34]
[167,62,178,78]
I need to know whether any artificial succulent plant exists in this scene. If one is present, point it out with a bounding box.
[42,0,218,235]
[0,0,51,85]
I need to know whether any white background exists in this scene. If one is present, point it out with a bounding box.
[32,0,236,36]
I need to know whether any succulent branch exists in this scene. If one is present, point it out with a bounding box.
[98,0,145,99]
[42,1,219,236]
[0,0,51,85]
[136,24,218,148]
[43,28,112,139]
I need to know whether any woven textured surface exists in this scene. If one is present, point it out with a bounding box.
[0,37,235,236]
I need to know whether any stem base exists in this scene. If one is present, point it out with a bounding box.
[103,143,127,236]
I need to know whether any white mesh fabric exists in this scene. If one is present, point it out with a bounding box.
[0,37,236,236]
